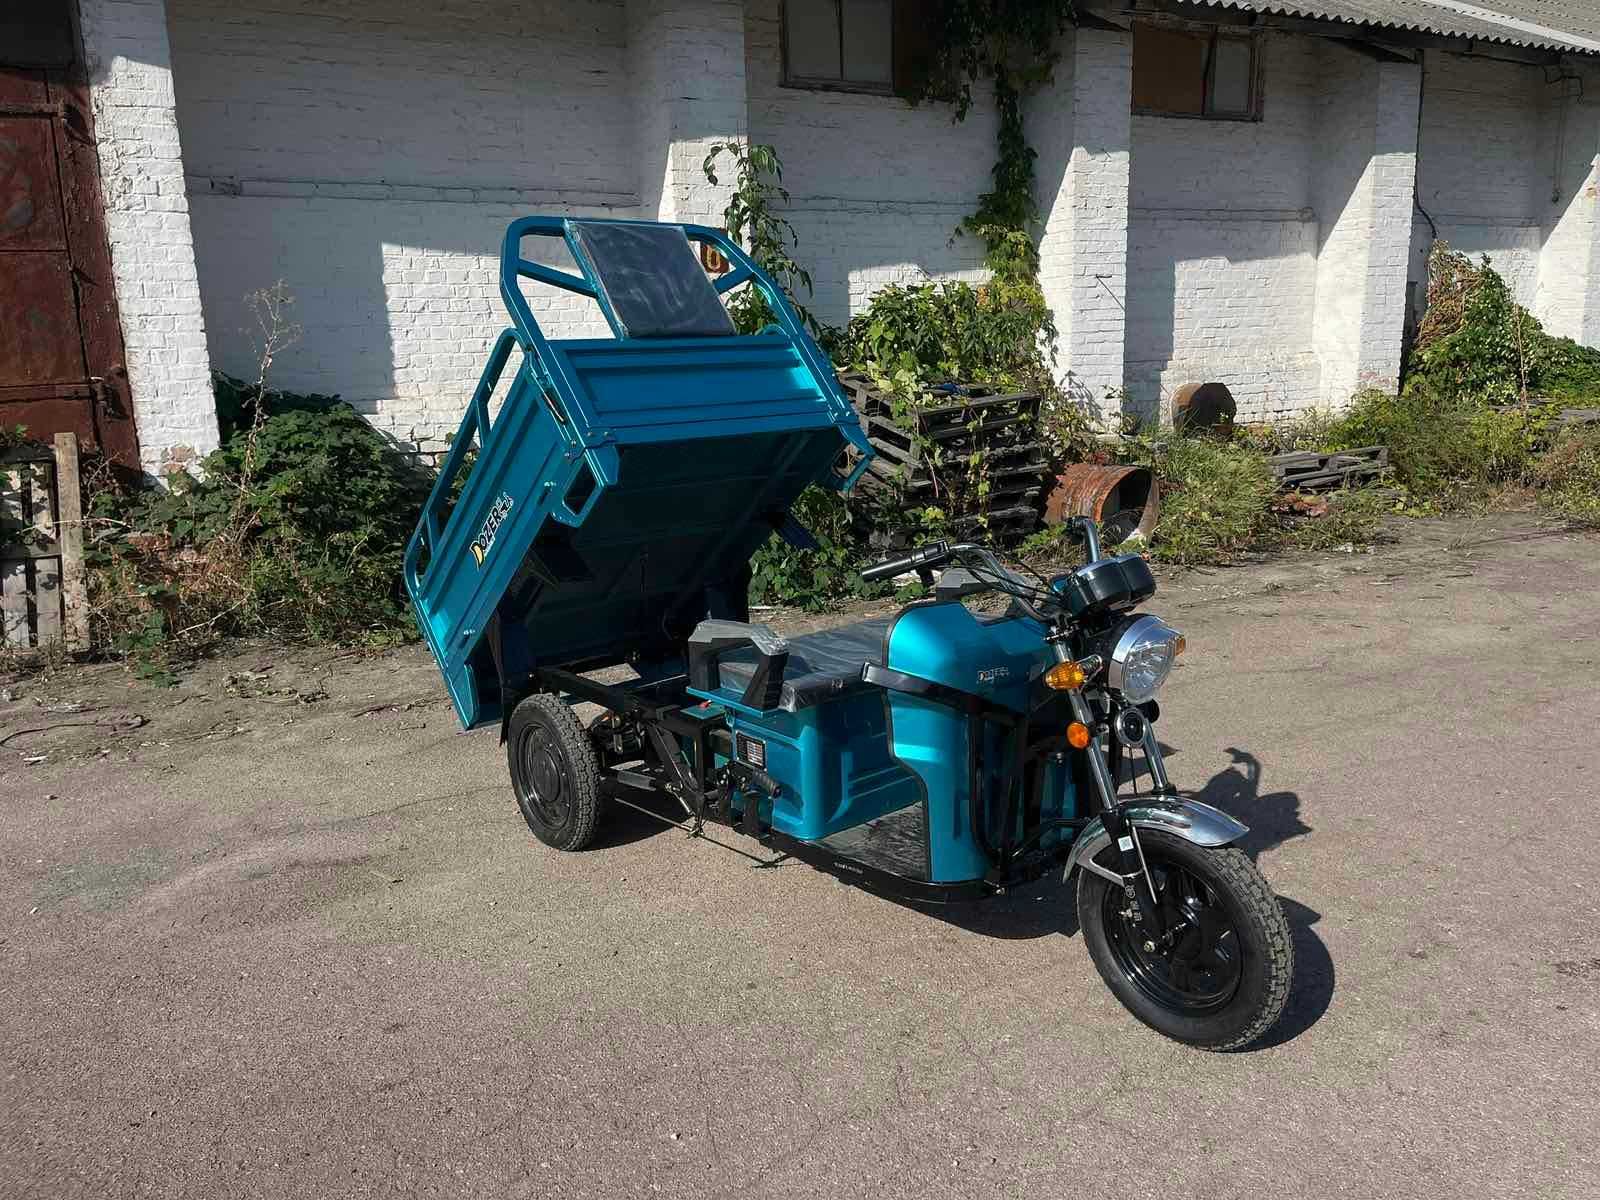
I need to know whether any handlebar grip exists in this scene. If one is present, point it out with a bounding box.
[861,540,950,583]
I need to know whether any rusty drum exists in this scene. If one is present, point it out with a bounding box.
[1044,464,1160,545]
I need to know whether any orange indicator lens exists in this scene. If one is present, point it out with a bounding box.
[1045,660,1087,690]
[1066,722,1092,750]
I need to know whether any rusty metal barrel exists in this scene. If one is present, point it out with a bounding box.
[1044,464,1160,544]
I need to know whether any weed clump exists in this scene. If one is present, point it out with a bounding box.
[1118,436,1279,565]
[1534,425,1600,526]
[89,376,431,668]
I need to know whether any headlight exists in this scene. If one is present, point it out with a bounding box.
[1107,614,1183,702]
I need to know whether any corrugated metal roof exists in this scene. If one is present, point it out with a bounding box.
[1174,1,1600,54]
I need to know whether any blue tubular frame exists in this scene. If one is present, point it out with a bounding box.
[404,216,873,704]
[494,216,867,460]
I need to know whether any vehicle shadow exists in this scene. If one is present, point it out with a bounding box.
[592,747,1334,1047]
[1189,746,1312,860]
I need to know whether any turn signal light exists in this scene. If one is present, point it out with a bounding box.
[1045,660,1088,691]
[1066,722,1092,750]
[1174,634,1188,657]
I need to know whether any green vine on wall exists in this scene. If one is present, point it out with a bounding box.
[702,141,821,336]
[912,1,1078,284]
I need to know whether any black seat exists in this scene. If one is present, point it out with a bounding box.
[716,616,893,713]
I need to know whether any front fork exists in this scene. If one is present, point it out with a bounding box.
[1065,687,1171,936]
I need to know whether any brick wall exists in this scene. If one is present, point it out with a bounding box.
[1535,65,1600,343]
[167,0,636,457]
[1413,51,1547,312]
[78,0,219,476]
[1125,33,1321,421]
[743,0,991,328]
[1311,45,1420,407]
[631,0,746,225]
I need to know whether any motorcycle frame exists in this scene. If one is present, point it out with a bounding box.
[526,650,1228,909]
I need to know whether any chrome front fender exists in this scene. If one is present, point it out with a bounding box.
[1065,796,1250,884]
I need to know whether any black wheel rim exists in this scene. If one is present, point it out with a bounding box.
[515,725,570,833]
[1102,853,1242,1015]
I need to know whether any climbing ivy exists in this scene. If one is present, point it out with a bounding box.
[911,1,1078,283]
[702,141,820,335]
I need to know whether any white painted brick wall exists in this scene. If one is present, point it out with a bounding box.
[1413,51,1547,312]
[78,0,219,476]
[1535,66,1600,343]
[114,0,1600,469]
[1126,215,1320,423]
[1034,27,1132,419]
[1358,62,1423,391]
[1311,44,1420,407]
[744,0,992,328]
[167,0,638,454]
[1126,34,1321,421]
[631,0,747,225]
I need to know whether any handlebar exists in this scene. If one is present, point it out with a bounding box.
[859,518,1110,625]
[860,540,952,583]
[1069,515,1104,563]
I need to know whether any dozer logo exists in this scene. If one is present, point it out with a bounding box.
[470,493,515,567]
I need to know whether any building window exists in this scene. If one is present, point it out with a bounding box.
[1131,23,1261,121]
[783,0,914,95]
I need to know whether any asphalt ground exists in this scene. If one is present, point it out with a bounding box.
[2,513,1597,1199]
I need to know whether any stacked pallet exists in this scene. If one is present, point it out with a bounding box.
[836,373,1052,548]
[1266,445,1388,492]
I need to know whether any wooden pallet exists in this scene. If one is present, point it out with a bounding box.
[837,372,1052,545]
[1267,445,1388,492]
[1,433,89,651]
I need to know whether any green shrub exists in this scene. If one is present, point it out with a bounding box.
[1318,386,1557,503]
[837,278,1054,387]
[90,378,432,662]
[747,486,893,611]
[1408,244,1600,405]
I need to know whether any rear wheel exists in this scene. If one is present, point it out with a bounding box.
[1077,829,1291,1050]
[507,694,602,851]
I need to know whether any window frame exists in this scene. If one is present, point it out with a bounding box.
[1130,21,1265,123]
[780,0,898,97]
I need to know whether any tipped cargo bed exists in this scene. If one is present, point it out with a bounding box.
[405,217,871,729]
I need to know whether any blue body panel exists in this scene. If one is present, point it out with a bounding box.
[884,604,1065,882]
[717,693,923,844]
[405,218,871,729]
[709,603,1078,884]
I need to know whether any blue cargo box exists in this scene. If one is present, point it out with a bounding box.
[405,217,872,729]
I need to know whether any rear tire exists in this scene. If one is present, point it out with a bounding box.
[507,694,602,851]
[1077,830,1291,1050]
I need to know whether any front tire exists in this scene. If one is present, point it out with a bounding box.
[1077,830,1291,1050]
[507,694,602,851]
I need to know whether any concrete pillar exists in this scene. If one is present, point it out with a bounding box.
[627,0,748,227]
[1311,47,1421,407]
[1033,27,1133,422]
[1535,68,1600,346]
[78,0,219,477]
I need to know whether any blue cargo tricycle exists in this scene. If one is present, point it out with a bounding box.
[406,217,1292,1049]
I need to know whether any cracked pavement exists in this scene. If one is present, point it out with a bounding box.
[1,513,1597,1198]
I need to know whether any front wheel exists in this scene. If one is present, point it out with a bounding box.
[1077,829,1292,1050]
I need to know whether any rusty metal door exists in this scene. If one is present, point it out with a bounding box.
[0,1,139,468]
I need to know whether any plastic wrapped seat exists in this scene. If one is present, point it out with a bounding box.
[716,617,894,712]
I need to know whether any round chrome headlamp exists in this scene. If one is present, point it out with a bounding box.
[1106,614,1183,702]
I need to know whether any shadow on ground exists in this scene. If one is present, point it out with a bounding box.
[584,742,1335,1047]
